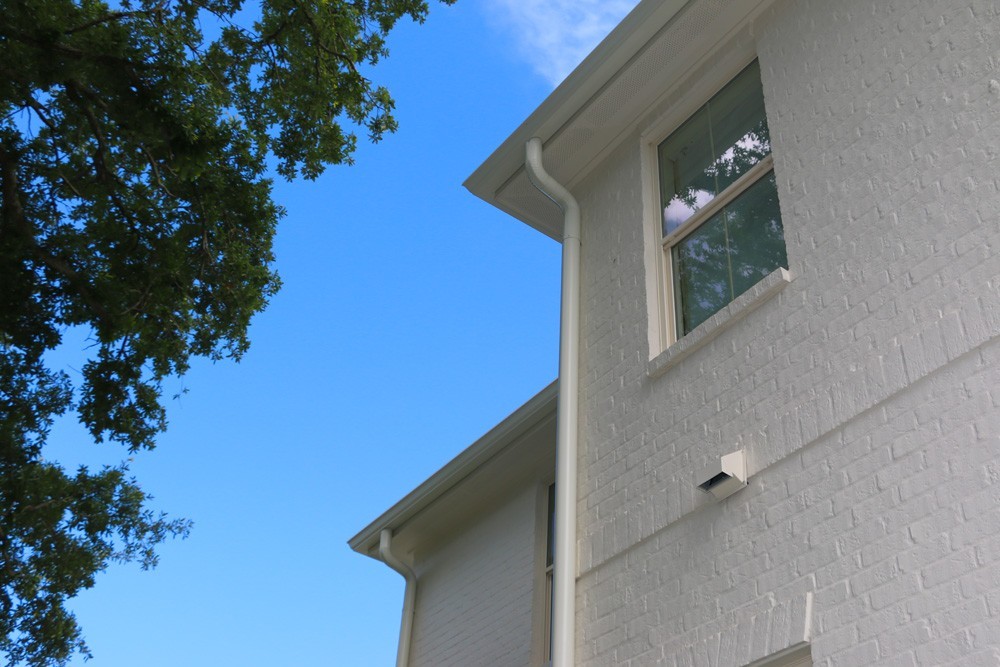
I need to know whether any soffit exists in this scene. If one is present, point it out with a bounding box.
[463,0,775,240]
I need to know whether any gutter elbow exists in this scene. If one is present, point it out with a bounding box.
[525,138,581,242]
[379,529,417,667]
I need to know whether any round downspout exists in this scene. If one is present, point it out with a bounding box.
[379,528,417,667]
[525,137,580,667]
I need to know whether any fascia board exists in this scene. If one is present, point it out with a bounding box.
[462,0,689,227]
[347,381,558,559]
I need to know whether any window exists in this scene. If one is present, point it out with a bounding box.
[658,60,787,337]
[542,483,555,664]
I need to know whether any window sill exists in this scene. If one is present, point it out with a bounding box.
[647,267,793,379]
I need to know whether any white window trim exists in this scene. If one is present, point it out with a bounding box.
[542,482,555,666]
[532,481,556,667]
[641,50,792,366]
[542,562,553,666]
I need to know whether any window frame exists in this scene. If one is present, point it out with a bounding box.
[641,53,790,361]
[531,480,556,667]
[542,483,555,665]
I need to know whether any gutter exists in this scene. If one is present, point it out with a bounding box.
[463,0,689,236]
[525,137,580,667]
[379,529,417,667]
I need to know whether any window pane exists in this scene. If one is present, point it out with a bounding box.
[659,108,715,235]
[673,212,731,334]
[725,172,787,298]
[659,61,770,236]
[706,62,770,194]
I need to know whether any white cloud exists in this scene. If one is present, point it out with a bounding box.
[487,0,640,87]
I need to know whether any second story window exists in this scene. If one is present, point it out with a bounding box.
[658,60,787,337]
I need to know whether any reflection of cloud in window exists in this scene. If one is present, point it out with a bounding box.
[664,189,713,234]
[717,134,766,167]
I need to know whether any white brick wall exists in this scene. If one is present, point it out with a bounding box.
[408,483,540,666]
[571,0,1000,664]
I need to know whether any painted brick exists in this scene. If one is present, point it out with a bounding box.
[569,0,1000,664]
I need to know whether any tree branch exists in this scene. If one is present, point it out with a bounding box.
[140,146,176,198]
[0,143,27,241]
[15,497,61,515]
[63,10,140,36]
[33,245,114,326]
[64,82,112,180]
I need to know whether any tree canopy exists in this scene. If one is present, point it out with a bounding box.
[0,0,450,663]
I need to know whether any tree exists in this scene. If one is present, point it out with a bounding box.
[0,0,451,663]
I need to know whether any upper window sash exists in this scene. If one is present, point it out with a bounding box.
[658,60,771,239]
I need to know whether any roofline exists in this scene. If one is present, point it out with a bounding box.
[462,0,689,231]
[347,380,558,557]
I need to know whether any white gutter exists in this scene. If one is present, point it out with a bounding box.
[379,529,416,667]
[525,137,580,667]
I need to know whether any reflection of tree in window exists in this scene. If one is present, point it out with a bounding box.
[672,173,786,334]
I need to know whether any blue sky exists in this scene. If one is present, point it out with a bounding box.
[44,1,636,664]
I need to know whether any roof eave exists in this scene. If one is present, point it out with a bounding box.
[347,381,558,559]
[462,0,690,236]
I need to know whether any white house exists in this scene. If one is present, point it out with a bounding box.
[350,0,1000,665]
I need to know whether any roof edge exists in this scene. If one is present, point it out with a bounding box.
[462,0,689,231]
[347,380,558,557]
